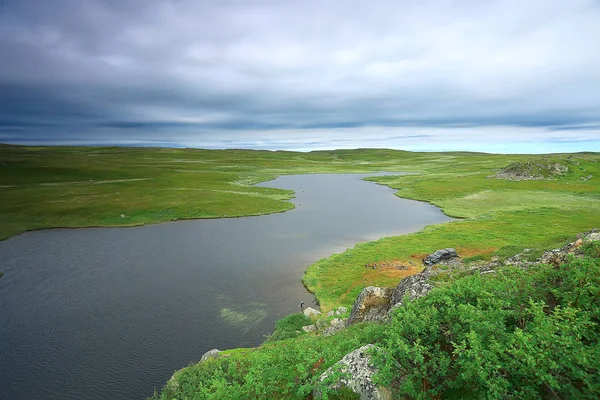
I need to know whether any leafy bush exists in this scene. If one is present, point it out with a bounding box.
[376,252,600,399]
[153,245,600,400]
[265,313,313,343]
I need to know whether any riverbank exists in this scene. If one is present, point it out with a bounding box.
[2,145,599,398]
[153,231,600,399]
[0,145,543,241]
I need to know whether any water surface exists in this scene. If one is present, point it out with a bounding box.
[0,173,452,400]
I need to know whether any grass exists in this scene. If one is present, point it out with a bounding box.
[152,245,600,399]
[3,144,599,398]
[2,145,599,310]
[302,154,600,310]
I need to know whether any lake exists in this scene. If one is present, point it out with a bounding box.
[0,173,453,400]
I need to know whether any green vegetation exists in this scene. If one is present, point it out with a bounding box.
[265,313,313,343]
[304,153,600,310]
[2,144,599,398]
[152,243,600,399]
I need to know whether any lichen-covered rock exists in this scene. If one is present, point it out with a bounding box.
[335,306,348,316]
[316,318,329,330]
[303,307,321,317]
[347,286,393,325]
[538,229,600,266]
[322,318,346,336]
[316,344,391,400]
[200,349,221,362]
[302,324,317,333]
[390,269,433,308]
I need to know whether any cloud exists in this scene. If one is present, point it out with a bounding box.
[1,0,600,151]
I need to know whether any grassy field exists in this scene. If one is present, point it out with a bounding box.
[2,144,599,398]
[2,145,599,310]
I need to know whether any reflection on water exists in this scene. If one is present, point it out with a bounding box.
[0,173,452,400]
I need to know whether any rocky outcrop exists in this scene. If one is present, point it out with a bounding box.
[390,268,433,307]
[303,307,321,317]
[302,324,317,333]
[345,230,599,325]
[322,318,346,336]
[200,349,221,363]
[347,287,393,325]
[326,306,349,317]
[491,160,569,181]
[500,229,600,269]
[538,229,600,266]
[316,344,391,400]
[347,268,435,325]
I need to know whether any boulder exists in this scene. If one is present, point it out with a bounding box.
[200,349,221,363]
[302,324,317,333]
[322,318,346,336]
[390,269,433,308]
[316,344,391,400]
[538,229,600,266]
[347,287,393,325]
[335,306,349,316]
[316,318,329,330]
[303,307,321,317]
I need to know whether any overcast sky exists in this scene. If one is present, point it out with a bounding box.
[1,0,600,152]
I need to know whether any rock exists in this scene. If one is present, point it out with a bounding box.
[322,318,346,336]
[303,307,321,317]
[316,318,329,330]
[491,160,569,181]
[326,310,335,317]
[302,324,317,333]
[335,306,348,316]
[120,214,126,218]
[347,287,393,325]
[390,269,433,308]
[538,229,600,266]
[316,344,391,400]
[200,349,221,362]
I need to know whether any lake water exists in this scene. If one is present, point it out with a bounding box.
[0,173,452,400]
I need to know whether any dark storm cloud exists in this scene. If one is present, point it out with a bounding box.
[1,0,600,151]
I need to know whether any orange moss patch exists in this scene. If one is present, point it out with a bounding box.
[338,264,422,304]
[455,247,499,257]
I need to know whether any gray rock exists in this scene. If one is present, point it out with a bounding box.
[200,349,221,362]
[316,318,329,330]
[538,229,599,266]
[335,306,349,316]
[316,344,391,400]
[326,310,335,317]
[302,324,317,333]
[303,307,321,317]
[347,286,393,325]
[390,269,433,308]
[322,318,346,336]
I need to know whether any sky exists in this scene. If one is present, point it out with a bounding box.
[1,0,600,153]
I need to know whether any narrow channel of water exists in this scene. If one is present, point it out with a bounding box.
[0,173,453,400]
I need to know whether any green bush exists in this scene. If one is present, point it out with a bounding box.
[376,253,600,399]
[265,313,312,343]
[153,246,600,400]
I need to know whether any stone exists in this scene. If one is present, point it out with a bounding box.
[302,324,317,333]
[347,287,393,325]
[303,307,321,317]
[316,318,329,330]
[326,310,335,317]
[322,318,346,336]
[316,344,391,400]
[335,306,349,316]
[200,349,220,363]
[390,270,433,308]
